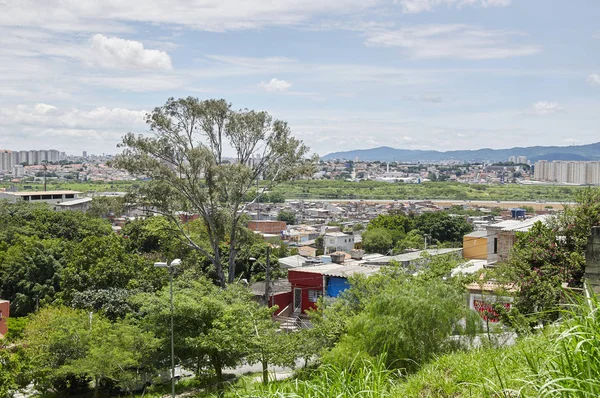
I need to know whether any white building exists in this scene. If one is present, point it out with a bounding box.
[0,150,15,172]
[12,164,25,177]
[0,190,81,205]
[324,232,355,253]
[534,160,600,185]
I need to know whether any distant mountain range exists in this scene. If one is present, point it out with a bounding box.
[321,142,600,163]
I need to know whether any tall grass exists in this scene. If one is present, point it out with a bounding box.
[232,356,398,398]
[512,286,600,397]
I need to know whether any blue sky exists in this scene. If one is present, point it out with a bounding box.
[0,0,599,156]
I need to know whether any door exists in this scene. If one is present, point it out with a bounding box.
[293,288,302,312]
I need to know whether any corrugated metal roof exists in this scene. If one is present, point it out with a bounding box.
[488,215,550,232]
[278,255,307,268]
[465,230,488,238]
[55,197,93,206]
[291,262,381,278]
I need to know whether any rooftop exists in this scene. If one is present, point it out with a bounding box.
[488,215,550,232]
[251,279,291,296]
[55,197,93,206]
[278,255,308,268]
[291,262,381,278]
[4,190,82,196]
[325,232,350,237]
[465,230,488,238]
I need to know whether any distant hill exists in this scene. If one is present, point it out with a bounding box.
[321,142,600,163]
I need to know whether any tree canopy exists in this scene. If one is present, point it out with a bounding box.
[113,97,312,287]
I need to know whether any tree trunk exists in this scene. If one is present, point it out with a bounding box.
[213,242,226,288]
[227,220,238,284]
[93,376,101,398]
[213,357,223,384]
[262,359,269,385]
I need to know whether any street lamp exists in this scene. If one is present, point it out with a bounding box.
[154,258,181,398]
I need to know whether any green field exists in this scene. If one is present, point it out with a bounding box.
[272,180,586,202]
[0,180,137,193]
[1,179,589,202]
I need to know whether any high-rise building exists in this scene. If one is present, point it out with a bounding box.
[17,150,28,164]
[0,150,15,172]
[534,160,600,185]
[49,149,60,162]
[508,156,517,163]
[517,156,528,164]
[28,150,39,165]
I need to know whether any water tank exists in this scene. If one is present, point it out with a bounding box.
[511,208,526,219]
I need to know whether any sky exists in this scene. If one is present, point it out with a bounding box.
[1,0,599,157]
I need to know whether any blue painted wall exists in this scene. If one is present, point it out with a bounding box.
[327,277,349,298]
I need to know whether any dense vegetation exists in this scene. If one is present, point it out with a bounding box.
[0,201,299,396]
[2,188,599,396]
[271,180,584,201]
[1,180,585,202]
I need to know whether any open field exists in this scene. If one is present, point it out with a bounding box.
[272,180,587,202]
[0,180,137,193]
[1,180,590,204]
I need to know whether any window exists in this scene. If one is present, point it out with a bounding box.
[493,238,498,254]
[52,194,62,199]
[31,195,41,200]
[42,195,51,200]
[308,290,322,303]
[65,194,75,199]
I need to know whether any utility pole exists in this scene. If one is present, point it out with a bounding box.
[264,246,271,306]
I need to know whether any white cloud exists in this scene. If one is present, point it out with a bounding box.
[364,24,541,59]
[395,0,510,13]
[1,104,147,129]
[34,103,58,114]
[90,34,173,70]
[0,0,374,32]
[587,74,600,86]
[528,101,565,116]
[258,78,292,92]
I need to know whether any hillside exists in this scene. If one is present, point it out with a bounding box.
[322,142,600,162]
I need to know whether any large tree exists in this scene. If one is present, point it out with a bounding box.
[114,97,312,286]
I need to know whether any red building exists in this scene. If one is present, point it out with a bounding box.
[247,220,287,234]
[0,300,9,337]
[287,262,380,314]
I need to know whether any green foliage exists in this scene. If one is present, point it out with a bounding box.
[276,209,297,225]
[87,195,127,218]
[0,202,117,317]
[132,277,275,382]
[22,306,158,395]
[413,212,472,245]
[0,236,67,316]
[324,276,479,373]
[361,227,393,254]
[367,213,413,244]
[395,229,424,252]
[496,187,600,328]
[269,180,584,201]
[235,356,399,397]
[113,97,312,287]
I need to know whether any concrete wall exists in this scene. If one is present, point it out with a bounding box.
[497,231,516,262]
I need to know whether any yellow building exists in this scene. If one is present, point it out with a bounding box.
[463,231,488,260]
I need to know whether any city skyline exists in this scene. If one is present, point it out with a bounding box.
[1,1,599,156]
